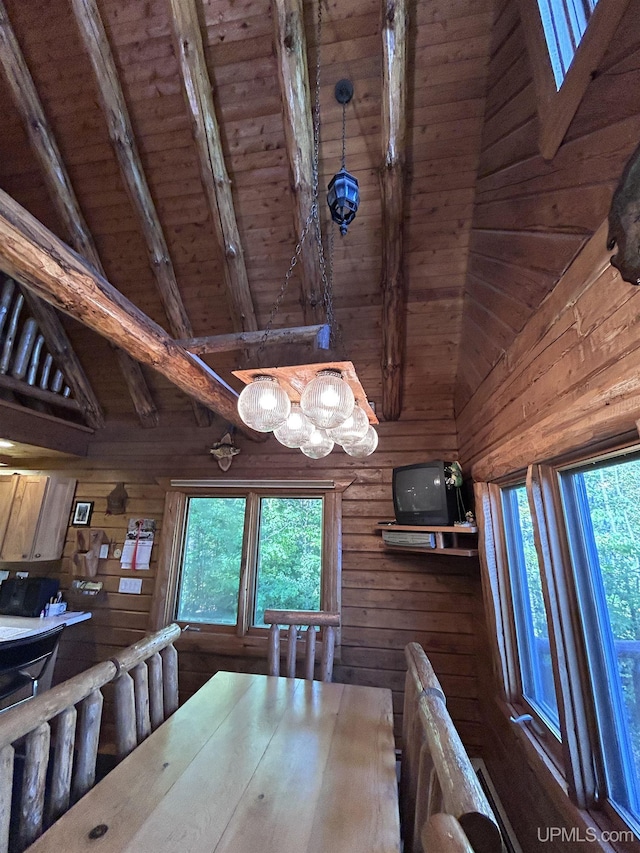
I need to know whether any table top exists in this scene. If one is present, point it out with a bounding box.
[27,671,401,853]
[0,611,90,641]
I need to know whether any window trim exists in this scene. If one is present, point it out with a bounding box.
[517,0,630,160]
[149,482,344,656]
[479,442,640,847]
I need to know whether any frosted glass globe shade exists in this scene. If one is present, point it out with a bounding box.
[273,404,314,448]
[327,404,369,445]
[300,427,334,459]
[237,375,290,432]
[300,369,355,429]
[343,425,378,457]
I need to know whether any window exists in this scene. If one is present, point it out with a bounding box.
[561,454,640,830]
[537,0,598,90]
[517,0,628,159]
[151,482,343,646]
[177,495,323,629]
[502,484,561,736]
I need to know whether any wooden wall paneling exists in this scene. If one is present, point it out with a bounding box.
[22,415,488,756]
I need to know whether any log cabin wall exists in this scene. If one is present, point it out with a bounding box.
[15,414,485,753]
[456,0,640,849]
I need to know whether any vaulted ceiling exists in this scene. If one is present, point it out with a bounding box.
[0,0,496,438]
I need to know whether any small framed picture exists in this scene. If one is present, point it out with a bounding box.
[72,500,93,527]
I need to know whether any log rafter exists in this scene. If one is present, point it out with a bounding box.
[0,189,264,440]
[380,0,408,421]
[273,0,324,324]
[179,323,329,355]
[0,0,157,428]
[70,0,211,427]
[168,0,257,334]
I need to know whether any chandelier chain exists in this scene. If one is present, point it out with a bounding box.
[253,0,342,364]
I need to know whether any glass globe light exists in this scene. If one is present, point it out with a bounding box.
[273,403,314,448]
[300,369,355,430]
[237,375,290,432]
[343,425,378,458]
[327,404,369,445]
[300,427,334,459]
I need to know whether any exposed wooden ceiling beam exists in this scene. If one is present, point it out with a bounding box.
[273,0,323,324]
[380,0,408,421]
[0,0,157,429]
[70,0,211,427]
[168,0,257,334]
[179,323,329,355]
[0,189,264,440]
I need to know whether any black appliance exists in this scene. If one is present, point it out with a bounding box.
[0,577,60,618]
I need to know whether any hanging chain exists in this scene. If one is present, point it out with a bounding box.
[252,0,345,364]
[341,100,346,170]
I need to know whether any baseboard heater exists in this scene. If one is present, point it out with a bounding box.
[471,758,523,853]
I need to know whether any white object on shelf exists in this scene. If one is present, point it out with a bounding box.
[119,577,142,594]
[381,530,436,548]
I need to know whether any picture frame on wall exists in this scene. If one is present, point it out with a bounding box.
[72,500,93,527]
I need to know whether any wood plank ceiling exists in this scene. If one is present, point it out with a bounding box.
[0,0,498,434]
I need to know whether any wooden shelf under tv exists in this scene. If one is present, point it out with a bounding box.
[376,522,479,557]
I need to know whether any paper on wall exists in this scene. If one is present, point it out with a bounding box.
[120,518,156,570]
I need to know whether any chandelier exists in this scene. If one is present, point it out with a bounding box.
[234,362,378,459]
[233,2,377,459]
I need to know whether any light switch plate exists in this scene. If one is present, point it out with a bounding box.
[99,544,109,559]
[118,577,142,594]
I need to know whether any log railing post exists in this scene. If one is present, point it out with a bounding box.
[147,652,164,731]
[17,722,50,851]
[113,671,137,760]
[160,643,179,717]
[46,705,77,826]
[72,689,103,801]
[304,626,316,681]
[132,662,151,744]
[286,626,298,678]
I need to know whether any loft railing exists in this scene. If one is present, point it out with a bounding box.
[401,641,505,853]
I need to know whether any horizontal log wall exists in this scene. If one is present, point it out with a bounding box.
[457,1,640,850]
[20,417,485,754]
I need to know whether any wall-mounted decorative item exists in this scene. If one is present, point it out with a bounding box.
[71,500,93,527]
[209,431,240,472]
[608,140,640,285]
[106,482,128,515]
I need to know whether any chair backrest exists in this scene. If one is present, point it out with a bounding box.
[0,622,181,853]
[400,642,504,853]
[263,609,340,682]
[0,625,65,708]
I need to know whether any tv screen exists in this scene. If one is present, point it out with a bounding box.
[392,461,457,526]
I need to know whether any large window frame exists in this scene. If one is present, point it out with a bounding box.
[150,480,344,656]
[481,444,640,846]
[517,0,630,159]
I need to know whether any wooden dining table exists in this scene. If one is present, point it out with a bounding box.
[26,670,401,853]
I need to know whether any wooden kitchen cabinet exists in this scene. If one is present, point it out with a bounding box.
[0,474,77,561]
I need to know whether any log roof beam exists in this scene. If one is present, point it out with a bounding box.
[70,0,211,427]
[380,0,408,421]
[0,0,157,429]
[168,0,258,334]
[273,0,324,324]
[0,189,264,440]
[179,323,330,355]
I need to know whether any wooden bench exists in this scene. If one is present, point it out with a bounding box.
[0,623,180,853]
[401,642,504,853]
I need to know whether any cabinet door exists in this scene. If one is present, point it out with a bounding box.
[0,474,19,554]
[31,477,77,560]
[0,476,48,560]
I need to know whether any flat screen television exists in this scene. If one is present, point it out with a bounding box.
[392,461,458,526]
